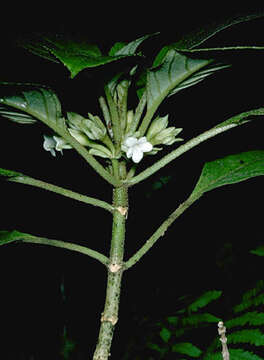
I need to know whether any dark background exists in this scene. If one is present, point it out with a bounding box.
[0,5,264,359]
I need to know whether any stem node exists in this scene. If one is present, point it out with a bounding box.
[108,263,123,273]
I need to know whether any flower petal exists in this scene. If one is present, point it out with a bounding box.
[124,136,138,147]
[132,148,144,163]
[54,136,72,151]
[126,148,134,158]
[43,135,56,151]
[140,141,153,153]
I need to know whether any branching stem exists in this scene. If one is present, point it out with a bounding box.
[9,175,114,213]
[124,193,201,269]
[22,236,109,266]
[126,123,237,186]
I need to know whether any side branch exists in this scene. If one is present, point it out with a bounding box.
[126,123,237,186]
[8,175,114,213]
[124,194,201,269]
[22,236,109,266]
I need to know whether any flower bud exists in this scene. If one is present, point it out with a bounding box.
[89,144,113,158]
[68,128,90,146]
[125,110,134,135]
[147,115,169,140]
[154,127,183,145]
[82,113,106,140]
[67,112,85,130]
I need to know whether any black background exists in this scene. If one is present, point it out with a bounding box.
[1,4,264,359]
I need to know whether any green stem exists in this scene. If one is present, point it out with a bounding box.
[93,185,128,360]
[126,123,237,186]
[124,193,200,269]
[22,236,109,266]
[8,175,114,213]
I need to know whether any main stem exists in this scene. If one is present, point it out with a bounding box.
[93,185,128,360]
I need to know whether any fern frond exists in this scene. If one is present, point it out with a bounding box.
[242,280,264,302]
[228,348,263,360]
[171,342,202,357]
[234,293,264,313]
[228,329,264,346]
[203,348,263,360]
[225,311,264,328]
[181,313,221,327]
[187,290,222,313]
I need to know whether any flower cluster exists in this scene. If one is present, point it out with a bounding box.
[43,108,183,164]
[43,112,113,159]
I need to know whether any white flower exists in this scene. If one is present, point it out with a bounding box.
[122,136,153,163]
[43,135,71,156]
[43,135,57,157]
[43,129,90,157]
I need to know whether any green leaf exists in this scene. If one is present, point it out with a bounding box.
[229,349,263,360]
[111,34,155,56]
[146,342,168,356]
[228,329,264,346]
[146,49,212,117]
[172,342,202,357]
[0,230,34,246]
[226,311,264,328]
[188,290,222,313]
[0,84,65,134]
[181,313,221,327]
[204,349,263,360]
[241,280,264,302]
[159,327,171,343]
[167,316,179,325]
[0,167,22,178]
[0,105,37,124]
[22,34,153,78]
[172,12,264,51]
[191,150,264,198]
[250,246,264,256]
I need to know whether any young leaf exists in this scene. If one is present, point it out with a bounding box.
[191,151,264,198]
[171,342,202,357]
[144,49,212,122]
[0,230,34,246]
